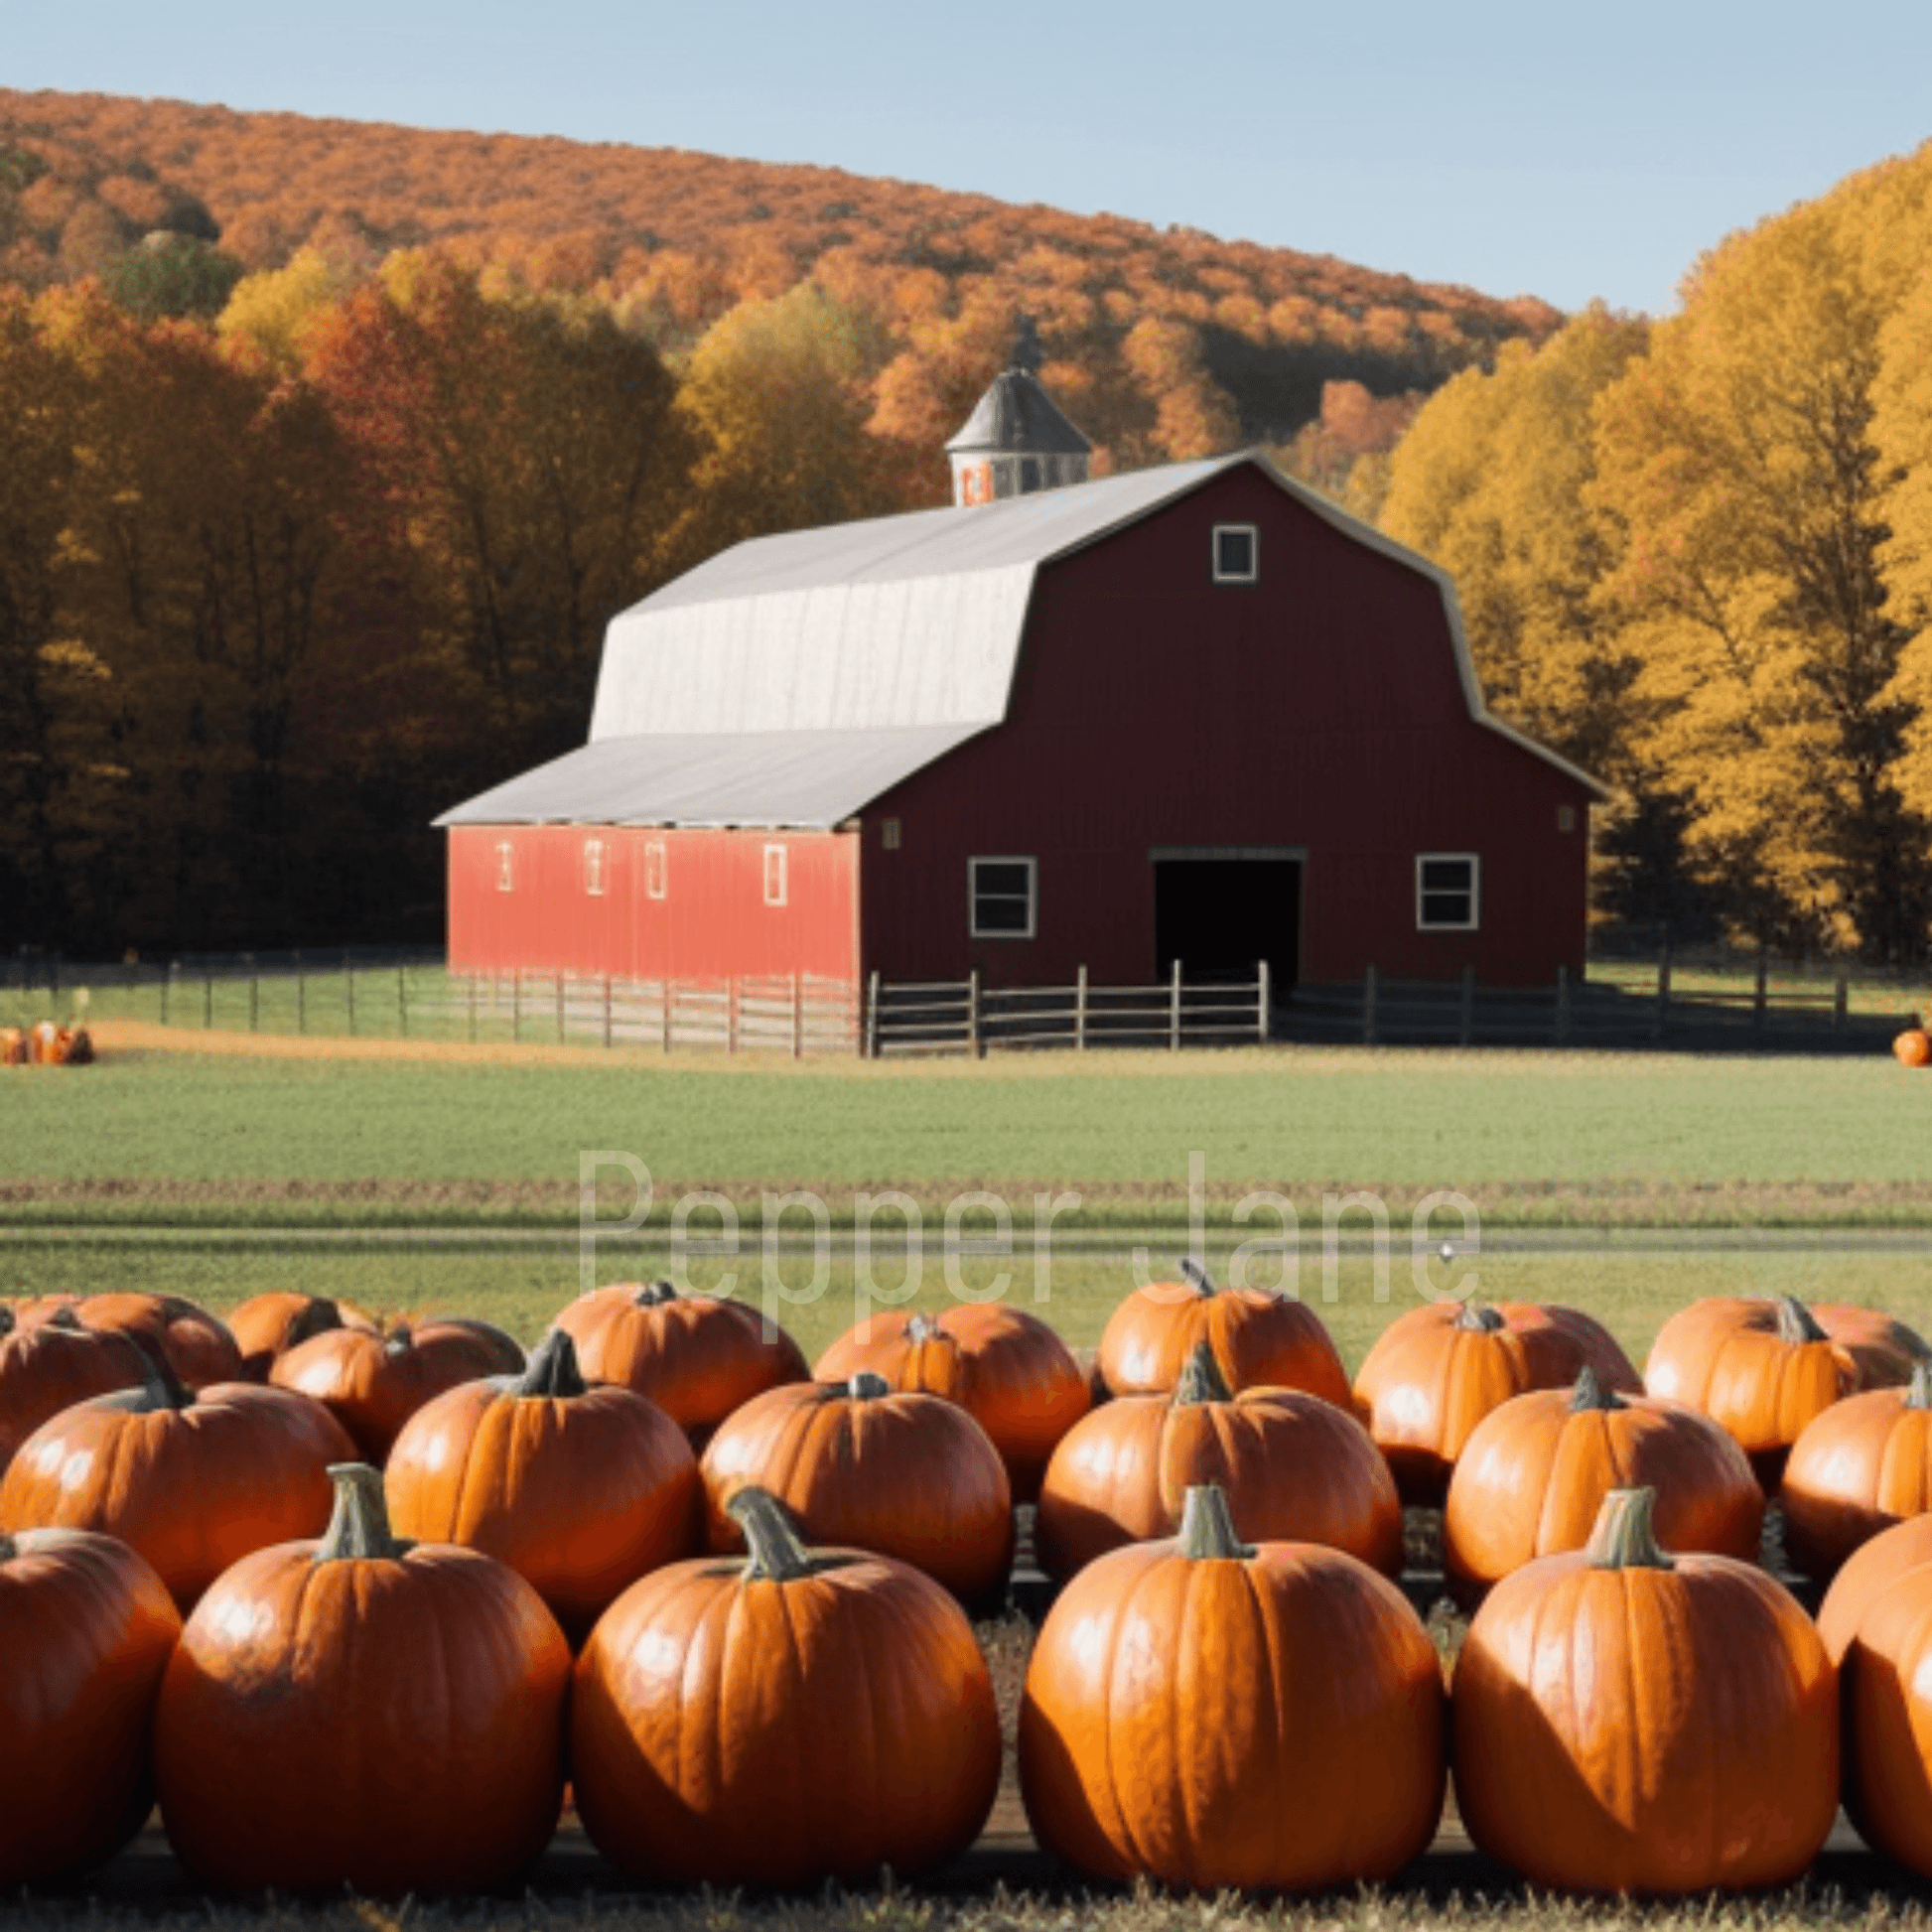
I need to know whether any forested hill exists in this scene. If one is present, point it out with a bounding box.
[0,87,1562,451]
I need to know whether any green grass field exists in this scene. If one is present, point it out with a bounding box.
[7,1035,1932,1229]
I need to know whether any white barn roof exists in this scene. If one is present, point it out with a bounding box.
[438,452,1605,827]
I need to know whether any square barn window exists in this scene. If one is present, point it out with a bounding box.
[644,840,667,900]
[495,841,515,893]
[969,856,1036,939]
[763,842,788,906]
[1212,524,1258,583]
[1417,854,1479,931]
[583,838,606,897]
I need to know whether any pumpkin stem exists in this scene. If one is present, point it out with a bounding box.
[847,1369,893,1401]
[384,1324,414,1355]
[315,1463,411,1563]
[133,1341,195,1412]
[1909,1362,1932,1411]
[634,1280,679,1308]
[1570,1366,1627,1414]
[1585,1487,1676,1572]
[1775,1297,1828,1344]
[46,1307,83,1331]
[905,1311,942,1343]
[0,1306,12,1339]
[516,1327,588,1399]
[1176,1484,1256,1561]
[1177,1257,1216,1298]
[0,1531,13,1562]
[285,1298,344,1350]
[1173,1339,1233,1407]
[730,1486,819,1582]
[1456,1303,1507,1333]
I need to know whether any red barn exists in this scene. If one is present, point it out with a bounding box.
[440,419,1600,1002]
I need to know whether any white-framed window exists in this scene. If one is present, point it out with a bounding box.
[881,816,902,851]
[495,840,515,893]
[644,839,667,901]
[969,856,1036,939]
[1212,523,1258,583]
[1417,854,1480,931]
[763,842,788,906]
[583,838,606,897]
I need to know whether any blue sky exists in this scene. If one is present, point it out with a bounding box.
[7,0,1930,316]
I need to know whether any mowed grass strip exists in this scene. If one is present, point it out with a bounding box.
[6,1039,1932,1225]
[14,1241,1932,1376]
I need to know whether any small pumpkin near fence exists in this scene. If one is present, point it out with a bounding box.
[0,1526,182,1886]
[1451,1486,1839,1894]
[153,1462,570,1896]
[1035,1339,1402,1581]
[1895,1028,1932,1068]
[572,1485,1001,1887]
[1019,1482,1445,1892]
[1095,1258,1351,1406]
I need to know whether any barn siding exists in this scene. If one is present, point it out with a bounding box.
[858,466,1589,989]
[448,825,859,984]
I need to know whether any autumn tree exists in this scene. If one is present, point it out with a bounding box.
[1591,197,1932,958]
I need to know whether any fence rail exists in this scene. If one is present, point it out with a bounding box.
[6,944,1920,1056]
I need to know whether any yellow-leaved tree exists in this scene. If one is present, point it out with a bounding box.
[1591,185,1932,958]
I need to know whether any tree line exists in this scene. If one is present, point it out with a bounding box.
[1377,140,1932,963]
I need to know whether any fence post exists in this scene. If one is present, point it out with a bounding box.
[1753,945,1769,1036]
[1075,965,1088,1052]
[1555,963,1571,1045]
[556,973,566,1045]
[1170,958,1182,1052]
[1458,963,1475,1047]
[791,972,803,1059]
[1257,958,1270,1045]
[866,970,881,1059]
[50,952,59,1003]
[162,960,174,1027]
[1652,944,1672,1041]
[1833,976,1849,1034]
[204,967,212,1030]
[247,953,258,1034]
[967,969,981,1057]
[604,976,614,1049]
[1363,965,1378,1046]
[295,951,305,1035]
[345,955,356,1037]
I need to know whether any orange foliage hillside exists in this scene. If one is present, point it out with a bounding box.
[0,87,1562,451]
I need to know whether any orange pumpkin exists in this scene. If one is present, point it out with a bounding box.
[0,1526,182,1885]
[226,1292,381,1381]
[1035,1339,1402,1580]
[701,1370,1013,1605]
[385,1327,700,1644]
[0,1027,26,1065]
[555,1280,807,1442]
[153,1462,570,1895]
[1811,1302,1931,1387]
[35,1292,247,1390]
[0,1349,357,1611]
[1644,1295,1861,1486]
[814,1303,1089,1499]
[1352,1299,1642,1504]
[1783,1363,1932,1581]
[1895,1028,1932,1067]
[1451,1486,1839,1892]
[1020,1483,1445,1890]
[271,1319,504,1462]
[573,1485,1000,1885]
[0,1305,152,1473]
[1444,1368,1763,1590]
[404,1312,526,1375]
[1839,1561,1932,1875]
[1819,1511,1932,1665]
[1095,1259,1350,1405]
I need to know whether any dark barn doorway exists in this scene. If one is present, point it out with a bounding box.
[1154,852,1302,986]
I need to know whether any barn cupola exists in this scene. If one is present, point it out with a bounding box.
[945,316,1092,506]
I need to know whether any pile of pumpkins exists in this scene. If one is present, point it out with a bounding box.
[9,1274,1932,1897]
[1,1019,93,1064]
